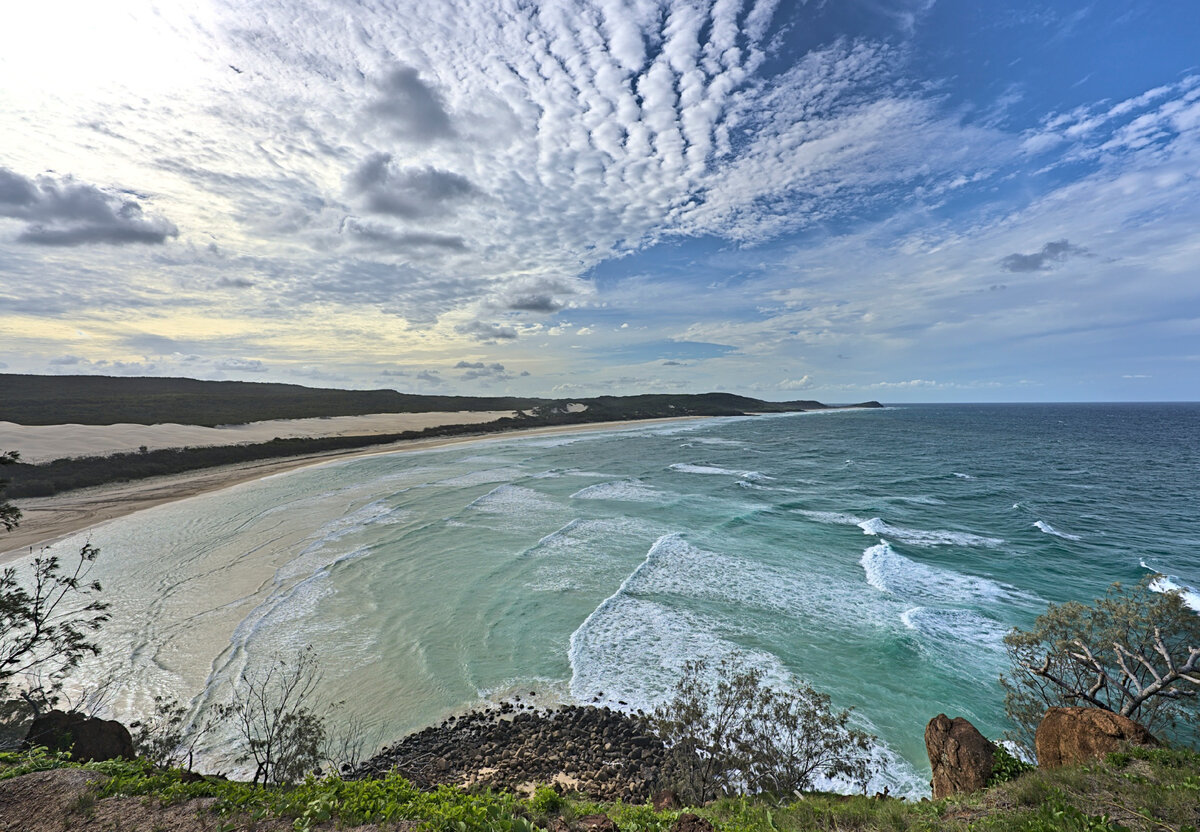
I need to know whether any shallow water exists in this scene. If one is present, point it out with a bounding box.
[33,404,1200,795]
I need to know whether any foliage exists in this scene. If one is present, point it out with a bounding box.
[130,694,219,771]
[0,449,21,532]
[0,542,111,708]
[214,646,330,785]
[652,655,875,803]
[4,743,1200,832]
[987,745,1036,788]
[999,579,1200,752]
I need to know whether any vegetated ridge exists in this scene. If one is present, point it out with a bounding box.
[0,374,879,427]
[0,374,880,498]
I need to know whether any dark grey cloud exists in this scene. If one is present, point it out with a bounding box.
[662,360,684,366]
[0,166,177,246]
[341,217,467,250]
[415,370,444,384]
[455,360,513,380]
[49,354,83,365]
[456,320,518,341]
[999,239,1090,272]
[215,276,256,288]
[369,65,454,143]
[214,357,268,373]
[348,154,477,219]
[486,276,578,313]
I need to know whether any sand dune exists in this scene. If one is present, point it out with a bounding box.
[0,411,516,464]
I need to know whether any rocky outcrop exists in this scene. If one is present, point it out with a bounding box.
[23,710,135,762]
[353,702,667,801]
[1034,707,1156,768]
[924,714,996,799]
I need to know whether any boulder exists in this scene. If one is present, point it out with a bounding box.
[924,714,996,799]
[652,789,681,811]
[23,710,135,762]
[1034,707,1156,768]
[671,814,715,832]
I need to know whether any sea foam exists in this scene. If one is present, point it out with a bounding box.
[1141,560,1200,612]
[858,517,1003,548]
[860,541,1032,605]
[1033,520,1082,541]
[669,462,773,481]
[570,479,666,502]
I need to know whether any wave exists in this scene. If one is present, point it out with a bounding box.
[858,517,1003,548]
[435,467,528,487]
[900,606,1010,651]
[1033,520,1081,541]
[668,462,773,481]
[1141,560,1200,613]
[860,541,1033,605]
[795,509,867,526]
[570,479,666,503]
[567,543,926,796]
[952,472,975,480]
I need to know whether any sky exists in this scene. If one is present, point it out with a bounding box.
[1,1,1198,402]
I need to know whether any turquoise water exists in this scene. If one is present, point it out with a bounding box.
[44,404,1200,794]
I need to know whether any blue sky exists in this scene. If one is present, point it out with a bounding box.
[1,0,1197,401]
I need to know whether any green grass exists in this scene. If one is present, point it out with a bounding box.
[2,745,1197,832]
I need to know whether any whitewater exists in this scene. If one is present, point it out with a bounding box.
[30,403,1200,796]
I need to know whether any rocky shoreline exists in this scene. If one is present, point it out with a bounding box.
[352,701,669,801]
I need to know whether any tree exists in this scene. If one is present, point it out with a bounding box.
[1,450,21,532]
[215,646,330,785]
[652,655,875,803]
[0,545,111,712]
[1000,578,1200,751]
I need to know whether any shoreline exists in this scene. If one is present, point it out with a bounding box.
[0,416,702,564]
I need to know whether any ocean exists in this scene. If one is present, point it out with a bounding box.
[33,403,1200,795]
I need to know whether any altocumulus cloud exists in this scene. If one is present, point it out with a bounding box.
[0,166,177,246]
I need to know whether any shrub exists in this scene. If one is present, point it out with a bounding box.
[652,655,875,803]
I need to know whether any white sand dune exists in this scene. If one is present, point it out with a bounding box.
[0,411,515,464]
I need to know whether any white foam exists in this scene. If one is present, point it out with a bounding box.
[858,517,1003,548]
[953,472,975,479]
[681,437,745,447]
[889,495,946,506]
[1033,520,1081,541]
[900,606,1010,650]
[669,463,773,480]
[860,541,1033,605]
[795,509,867,526]
[434,467,528,486]
[570,479,666,502]
[465,484,564,527]
[1142,562,1200,613]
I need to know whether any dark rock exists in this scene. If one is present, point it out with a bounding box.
[671,814,714,832]
[653,790,681,811]
[924,714,995,800]
[23,710,134,762]
[1035,707,1157,768]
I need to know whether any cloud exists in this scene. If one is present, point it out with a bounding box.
[214,357,268,373]
[0,166,177,246]
[348,154,477,219]
[215,276,256,288]
[341,218,467,250]
[48,354,83,365]
[999,239,1091,272]
[779,375,814,390]
[415,370,444,384]
[455,320,518,341]
[662,360,684,366]
[455,360,513,380]
[368,65,455,143]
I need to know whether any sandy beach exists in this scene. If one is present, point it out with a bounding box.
[0,416,697,564]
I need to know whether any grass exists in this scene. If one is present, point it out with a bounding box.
[1,745,1197,832]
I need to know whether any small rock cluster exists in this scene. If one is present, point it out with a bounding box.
[352,702,669,801]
